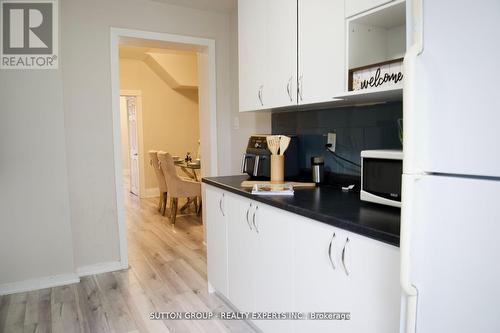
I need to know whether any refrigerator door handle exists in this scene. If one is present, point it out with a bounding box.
[401,175,420,333]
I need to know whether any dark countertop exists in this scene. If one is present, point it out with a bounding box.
[202,175,400,247]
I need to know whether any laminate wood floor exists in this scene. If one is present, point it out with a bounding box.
[0,190,255,333]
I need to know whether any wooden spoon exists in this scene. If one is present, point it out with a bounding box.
[266,136,279,155]
[278,135,291,155]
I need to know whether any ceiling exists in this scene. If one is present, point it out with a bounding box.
[148,0,237,13]
[119,45,196,61]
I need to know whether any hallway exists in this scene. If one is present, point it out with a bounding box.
[0,193,254,333]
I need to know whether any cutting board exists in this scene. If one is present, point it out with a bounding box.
[241,180,316,188]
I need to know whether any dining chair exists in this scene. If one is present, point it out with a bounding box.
[157,151,201,225]
[148,151,168,216]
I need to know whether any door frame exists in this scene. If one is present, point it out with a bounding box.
[110,28,218,268]
[120,90,145,198]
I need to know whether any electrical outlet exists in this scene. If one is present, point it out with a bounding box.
[327,132,336,152]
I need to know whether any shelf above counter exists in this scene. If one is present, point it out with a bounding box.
[333,85,402,104]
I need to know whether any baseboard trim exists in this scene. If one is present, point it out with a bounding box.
[142,187,160,198]
[0,273,80,295]
[76,260,128,277]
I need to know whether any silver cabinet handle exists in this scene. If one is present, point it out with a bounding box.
[258,85,264,106]
[252,205,259,233]
[219,193,225,216]
[342,237,350,276]
[298,74,303,102]
[286,76,293,102]
[246,203,253,231]
[328,232,336,270]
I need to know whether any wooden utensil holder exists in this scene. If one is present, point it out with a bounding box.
[270,155,285,184]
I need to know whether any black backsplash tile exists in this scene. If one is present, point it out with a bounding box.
[272,102,402,176]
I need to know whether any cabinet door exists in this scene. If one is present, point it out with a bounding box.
[294,218,351,333]
[298,0,345,104]
[345,0,394,17]
[238,0,267,112]
[343,232,400,333]
[204,185,229,297]
[252,204,295,333]
[226,194,255,311]
[264,0,297,109]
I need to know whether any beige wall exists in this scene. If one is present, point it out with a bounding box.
[119,57,199,191]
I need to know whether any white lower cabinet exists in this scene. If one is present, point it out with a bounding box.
[204,185,229,298]
[252,203,295,333]
[294,217,352,333]
[294,216,400,333]
[227,193,255,312]
[226,193,294,333]
[344,232,401,333]
[204,184,400,333]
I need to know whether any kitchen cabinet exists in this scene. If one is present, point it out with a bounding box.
[226,193,255,311]
[295,216,400,333]
[344,231,400,333]
[298,0,345,104]
[238,0,267,112]
[238,0,344,111]
[204,185,229,298]
[238,0,296,111]
[294,216,351,333]
[204,184,400,332]
[226,193,294,333]
[252,203,295,333]
[264,0,297,109]
[345,0,394,17]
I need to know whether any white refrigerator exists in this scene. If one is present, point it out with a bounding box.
[401,0,500,333]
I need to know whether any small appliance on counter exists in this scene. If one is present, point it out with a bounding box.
[241,135,299,179]
[360,149,403,208]
[311,156,325,184]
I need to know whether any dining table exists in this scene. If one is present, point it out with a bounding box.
[174,160,201,181]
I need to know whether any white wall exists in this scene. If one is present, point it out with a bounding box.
[0,70,76,289]
[61,0,270,269]
[0,0,271,290]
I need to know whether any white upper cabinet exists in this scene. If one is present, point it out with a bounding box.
[298,0,345,104]
[263,0,297,109]
[238,0,267,112]
[345,0,394,17]
[238,0,345,111]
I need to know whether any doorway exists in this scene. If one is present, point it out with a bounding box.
[119,92,143,196]
[110,28,218,267]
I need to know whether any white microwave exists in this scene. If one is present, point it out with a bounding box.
[360,150,403,208]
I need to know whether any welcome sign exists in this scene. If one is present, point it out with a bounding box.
[0,0,58,69]
[349,58,403,91]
